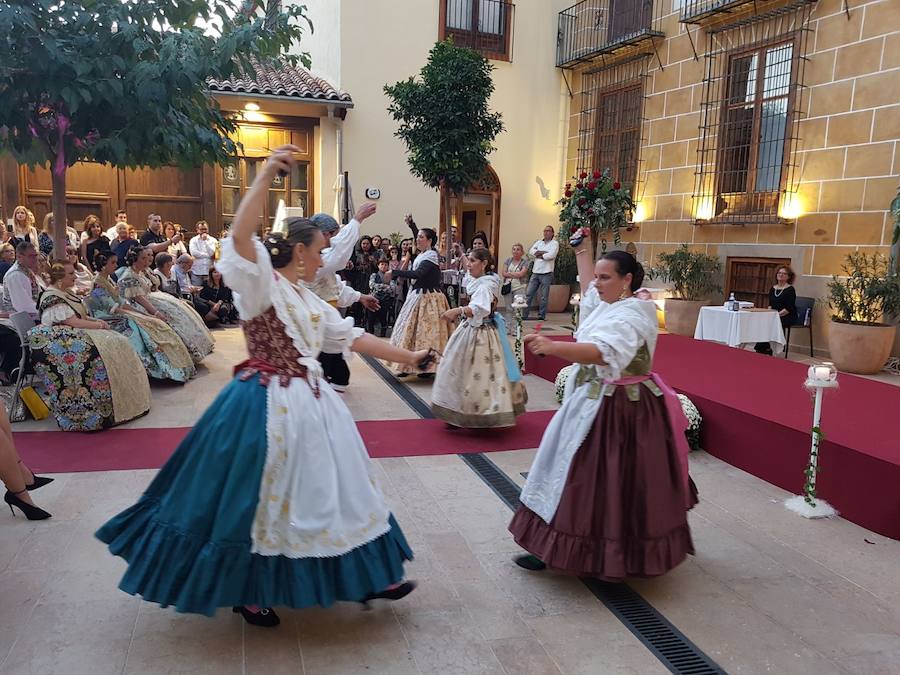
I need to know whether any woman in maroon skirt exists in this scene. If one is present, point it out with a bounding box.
[509,231,697,581]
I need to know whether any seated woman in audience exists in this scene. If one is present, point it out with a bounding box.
[199,266,239,324]
[81,215,111,271]
[151,252,181,296]
[66,247,94,295]
[1,405,52,520]
[755,265,798,356]
[89,251,196,383]
[0,243,15,282]
[117,246,214,363]
[30,261,151,431]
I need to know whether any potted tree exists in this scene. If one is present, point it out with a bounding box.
[648,245,721,336]
[547,242,578,313]
[826,252,900,374]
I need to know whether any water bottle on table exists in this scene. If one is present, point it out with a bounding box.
[727,292,740,312]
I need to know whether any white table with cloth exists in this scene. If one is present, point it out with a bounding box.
[694,306,786,354]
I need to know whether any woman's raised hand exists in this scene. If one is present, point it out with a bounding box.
[262,145,303,183]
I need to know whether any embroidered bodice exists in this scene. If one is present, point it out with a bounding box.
[240,306,308,379]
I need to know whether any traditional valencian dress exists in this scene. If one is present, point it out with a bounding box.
[117,267,215,364]
[509,285,697,581]
[87,274,196,383]
[431,274,527,427]
[30,287,151,431]
[96,238,413,616]
[386,249,449,375]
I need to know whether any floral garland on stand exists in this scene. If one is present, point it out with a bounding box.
[784,363,839,519]
[512,294,528,371]
[554,365,578,404]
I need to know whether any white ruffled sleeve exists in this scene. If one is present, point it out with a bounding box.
[579,283,604,320]
[313,292,365,358]
[41,303,76,327]
[216,238,273,320]
[467,284,493,325]
[581,317,644,382]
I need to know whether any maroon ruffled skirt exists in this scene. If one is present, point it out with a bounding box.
[509,385,698,582]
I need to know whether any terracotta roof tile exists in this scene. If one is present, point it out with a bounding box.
[208,58,351,104]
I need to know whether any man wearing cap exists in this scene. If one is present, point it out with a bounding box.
[304,202,379,392]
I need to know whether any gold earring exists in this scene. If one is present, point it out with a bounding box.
[619,285,629,300]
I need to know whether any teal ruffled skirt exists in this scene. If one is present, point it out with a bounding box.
[96,374,413,616]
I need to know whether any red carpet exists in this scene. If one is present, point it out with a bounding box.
[526,333,900,540]
[13,410,554,474]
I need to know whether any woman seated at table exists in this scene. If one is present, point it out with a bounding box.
[29,261,151,431]
[88,250,196,383]
[755,265,797,356]
[117,246,215,364]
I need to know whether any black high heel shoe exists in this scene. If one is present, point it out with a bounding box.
[26,475,54,492]
[359,580,417,609]
[232,606,280,628]
[4,489,52,520]
[513,554,546,571]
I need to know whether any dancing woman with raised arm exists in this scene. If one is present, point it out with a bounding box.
[509,230,697,581]
[96,146,430,627]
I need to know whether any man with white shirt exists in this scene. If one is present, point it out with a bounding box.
[188,220,217,286]
[305,203,379,391]
[104,209,129,241]
[523,225,559,321]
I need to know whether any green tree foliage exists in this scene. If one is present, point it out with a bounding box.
[0,0,310,253]
[384,39,504,237]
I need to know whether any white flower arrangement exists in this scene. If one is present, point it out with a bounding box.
[678,393,702,451]
[554,364,578,404]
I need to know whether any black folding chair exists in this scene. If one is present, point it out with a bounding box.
[784,296,814,358]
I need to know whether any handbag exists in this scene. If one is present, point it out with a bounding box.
[501,281,512,296]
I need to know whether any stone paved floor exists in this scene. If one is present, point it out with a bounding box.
[2,320,899,674]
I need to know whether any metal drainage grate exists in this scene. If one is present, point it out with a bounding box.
[362,354,726,675]
[460,453,726,675]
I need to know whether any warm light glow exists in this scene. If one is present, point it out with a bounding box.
[631,201,648,223]
[779,192,803,220]
[244,101,260,111]
[694,196,714,221]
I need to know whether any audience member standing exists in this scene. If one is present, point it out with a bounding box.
[188,221,217,286]
[523,226,559,322]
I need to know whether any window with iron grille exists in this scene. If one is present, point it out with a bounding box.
[577,56,649,191]
[716,39,796,215]
[693,1,812,224]
[440,0,515,62]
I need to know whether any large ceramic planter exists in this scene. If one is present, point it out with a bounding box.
[547,284,571,313]
[827,321,897,374]
[664,298,707,336]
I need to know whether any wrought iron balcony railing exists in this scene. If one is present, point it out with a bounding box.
[557,0,662,68]
[679,0,785,24]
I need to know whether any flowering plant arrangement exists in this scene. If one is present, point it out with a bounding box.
[554,364,578,404]
[678,394,702,452]
[557,168,635,256]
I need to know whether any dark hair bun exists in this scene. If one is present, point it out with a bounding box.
[125,245,145,267]
[602,250,645,291]
[93,249,114,268]
[264,232,295,269]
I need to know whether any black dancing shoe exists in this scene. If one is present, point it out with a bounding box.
[513,554,546,571]
[26,475,54,491]
[232,606,280,627]
[4,490,51,520]
[359,580,417,609]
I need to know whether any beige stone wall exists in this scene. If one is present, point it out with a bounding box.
[566,0,899,276]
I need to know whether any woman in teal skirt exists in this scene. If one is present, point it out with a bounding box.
[96,145,435,627]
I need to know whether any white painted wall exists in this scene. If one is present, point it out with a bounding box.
[293,0,342,89]
[300,0,574,253]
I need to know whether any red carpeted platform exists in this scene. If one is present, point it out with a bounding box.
[13,410,554,474]
[525,333,900,540]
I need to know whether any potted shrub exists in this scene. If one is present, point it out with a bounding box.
[547,241,577,313]
[648,244,721,336]
[826,252,900,374]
